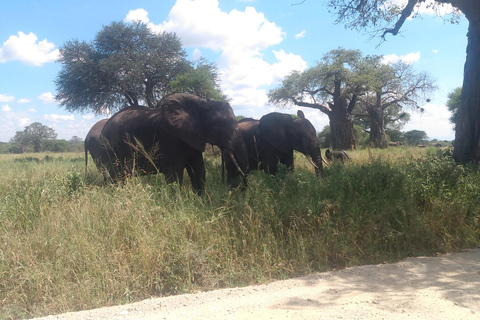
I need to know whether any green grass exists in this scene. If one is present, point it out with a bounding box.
[0,148,479,319]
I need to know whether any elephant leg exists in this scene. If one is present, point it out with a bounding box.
[261,144,278,175]
[279,151,294,171]
[185,151,205,194]
[162,156,185,186]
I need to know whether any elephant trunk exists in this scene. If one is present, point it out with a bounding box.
[223,127,250,188]
[306,144,326,179]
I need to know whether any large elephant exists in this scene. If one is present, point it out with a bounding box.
[238,111,326,177]
[99,93,249,194]
[84,118,108,172]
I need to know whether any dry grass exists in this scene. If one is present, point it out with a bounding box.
[0,148,478,319]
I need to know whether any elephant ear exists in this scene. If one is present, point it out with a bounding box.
[259,112,293,154]
[297,110,305,119]
[160,93,206,152]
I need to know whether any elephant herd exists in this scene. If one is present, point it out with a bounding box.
[85,93,330,194]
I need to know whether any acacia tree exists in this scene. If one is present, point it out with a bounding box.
[268,48,367,150]
[9,122,57,153]
[55,21,191,114]
[354,57,436,148]
[326,0,479,162]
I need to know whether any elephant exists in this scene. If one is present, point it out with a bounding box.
[237,111,326,177]
[325,149,350,162]
[388,141,403,147]
[98,93,249,194]
[84,118,108,173]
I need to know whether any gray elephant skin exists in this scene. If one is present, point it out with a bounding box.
[98,93,249,194]
[325,149,350,162]
[238,111,325,177]
[84,118,108,172]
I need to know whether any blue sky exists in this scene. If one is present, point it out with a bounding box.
[0,0,468,143]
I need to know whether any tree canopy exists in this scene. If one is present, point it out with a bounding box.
[9,122,57,153]
[326,0,480,162]
[55,21,224,115]
[268,48,365,150]
[354,56,436,147]
[268,47,435,149]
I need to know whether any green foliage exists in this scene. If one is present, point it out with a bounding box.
[404,130,428,146]
[170,58,225,100]
[446,87,461,129]
[9,122,57,153]
[56,21,190,113]
[1,150,479,319]
[317,125,331,148]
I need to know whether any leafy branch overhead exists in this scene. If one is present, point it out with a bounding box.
[55,21,224,115]
[327,0,462,42]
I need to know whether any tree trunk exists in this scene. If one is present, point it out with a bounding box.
[454,8,480,163]
[368,106,387,148]
[329,104,356,150]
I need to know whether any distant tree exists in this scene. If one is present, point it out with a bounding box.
[269,48,369,150]
[446,87,461,129]
[170,58,225,100]
[353,57,435,148]
[44,139,69,152]
[70,136,83,143]
[24,122,57,152]
[317,125,331,149]
[325,0,479,162]
[404,130,428,146]
[353,124,370,148]
[55,21,191,114]
[386,129,405,144]
[10,123,57,153]
[9,131,30,153]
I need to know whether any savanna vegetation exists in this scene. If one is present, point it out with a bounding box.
[1,147,479,319]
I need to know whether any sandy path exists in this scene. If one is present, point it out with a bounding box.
[33,249,480,320]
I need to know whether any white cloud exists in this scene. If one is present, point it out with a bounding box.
[17,98,32,103]
[295,30,306,39]
[432,49,438,54]
[38,92,56,104]
[28,108,36,113]
[82,114,95,120]
[125,8,150,23]
[382,52,421,65]
[192,48,202,60]
[0,94,15,102]
[0,32,59,66]
[403,103,454,140]
[44,114,75,122]
[141,0,306,111]
[2,104,12,112]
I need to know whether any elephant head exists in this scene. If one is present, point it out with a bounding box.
[259,110,325,177]
[159,93,249,187]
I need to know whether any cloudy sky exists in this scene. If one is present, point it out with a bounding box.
[0,0,468,143]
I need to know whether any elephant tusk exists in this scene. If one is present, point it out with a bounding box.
[229,152,245,177]
[306,155,318,169]
[321,156,329,166]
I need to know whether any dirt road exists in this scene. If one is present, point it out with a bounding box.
[33,249,480,320]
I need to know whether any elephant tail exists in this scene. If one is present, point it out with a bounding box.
[85,145,88,174]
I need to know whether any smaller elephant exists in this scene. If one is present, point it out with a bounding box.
[238,110,327,177]
[84,118,109,173]
[388,141,403,147]
[325,149,350,162]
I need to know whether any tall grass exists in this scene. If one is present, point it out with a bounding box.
[0,149,479,319]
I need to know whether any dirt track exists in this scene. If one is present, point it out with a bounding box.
[33,249,480,320]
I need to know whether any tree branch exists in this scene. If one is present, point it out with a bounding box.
[382,0,419,39]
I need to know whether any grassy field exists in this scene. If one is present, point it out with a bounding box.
[1,147,479,319]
